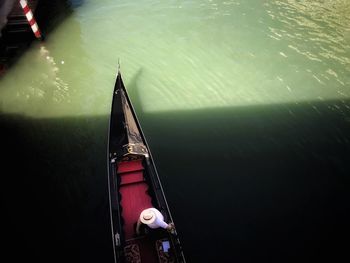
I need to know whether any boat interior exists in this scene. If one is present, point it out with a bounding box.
[114,157,176,263]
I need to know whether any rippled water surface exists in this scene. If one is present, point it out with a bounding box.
[1,0,350,115]
[1,1,350,262]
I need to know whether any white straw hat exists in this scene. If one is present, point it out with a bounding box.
[140,209,156,225]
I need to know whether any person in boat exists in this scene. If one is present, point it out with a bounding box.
[136,207,175,235]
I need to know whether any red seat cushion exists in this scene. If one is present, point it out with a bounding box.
[118,160,153,239]
[117,159,144,174]
[120,183,153,239]
[120,171,144,185]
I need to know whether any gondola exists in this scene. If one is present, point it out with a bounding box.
[107,68,186,263]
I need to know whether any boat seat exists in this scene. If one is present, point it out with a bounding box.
[117,159,144,174]
[120,171,144,186]
[118,159,153,239]
[119,183,153,239]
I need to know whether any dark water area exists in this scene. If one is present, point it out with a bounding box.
[1,113,114,262]
[2,96,350,262]
[138,99,350,262]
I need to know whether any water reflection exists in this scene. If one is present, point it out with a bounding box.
[1,0,350,116]
[254,0,350,119]
[39,44,70,103]
[264,0,350,86]
[0,14,96,117]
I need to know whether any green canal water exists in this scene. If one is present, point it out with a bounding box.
[1,0,350,262]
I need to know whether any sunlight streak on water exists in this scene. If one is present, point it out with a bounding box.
[0,0,349,116]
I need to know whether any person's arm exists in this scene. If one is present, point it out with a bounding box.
[155,219,175,233]
[155,218,169,229]
[136,218,142,235]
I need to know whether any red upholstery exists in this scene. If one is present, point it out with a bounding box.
[118,160,153,239]
[120,171,144,185]
[117,159,144,174]
[120,183,153,239]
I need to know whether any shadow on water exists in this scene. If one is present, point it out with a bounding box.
[1,94,350,262]
[0,113,113,263]
[36,0,85,35]
[126,68,144,113]
[128,75,350,262]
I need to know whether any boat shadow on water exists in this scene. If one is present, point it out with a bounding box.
[1,95,350,262]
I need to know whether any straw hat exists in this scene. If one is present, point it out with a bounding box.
[140,209,156,225]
